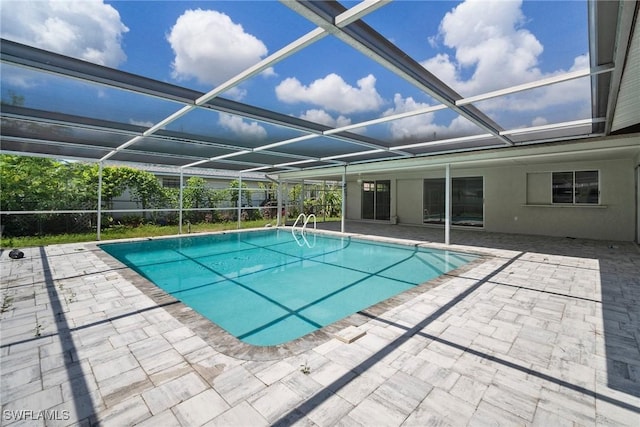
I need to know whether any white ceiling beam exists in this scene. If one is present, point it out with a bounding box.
[241,165,271,173]
[142,105,195,136]
[283,1,514,147]
[103,25,329,168]
[321,149,385,161]
[181,150,251,169]
[395,134,494,150]
[334,0,391,27]
[100,136,144,161]
[195,27,328,106]
[324,104,448,135]
[253,134,319,152]
[499,118,605,136]
[274,159,318,168]
[457,64,614,106]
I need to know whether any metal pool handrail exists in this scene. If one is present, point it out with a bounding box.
[291,213,317,243]
[292,213,306,230]
[303,214,316,231]
[292,228,316,248]
[292,213,316,232]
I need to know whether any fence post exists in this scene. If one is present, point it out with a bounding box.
[445,163,451,245]
[277,180,282,227]
[341,166,346,233]
[179,168,184,234]
[237,174,242,229]
[97,162,103,241]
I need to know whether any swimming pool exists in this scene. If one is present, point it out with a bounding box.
[100,229,478,346]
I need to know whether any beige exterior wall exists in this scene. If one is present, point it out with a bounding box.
[345,181,361,220]
[346,157,637,241]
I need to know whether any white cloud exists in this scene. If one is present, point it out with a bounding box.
[383,94,435,139]
[476,53,591,118]
[299,109,352,128]
[422,0,545,96]
[261,67,277,78]
[531,117,548,127]
[423,0,589,106]
[384,94,477,141]
[218,113,267,140]
[275,73,384,114]
[1,67,39,89]
[415,0,591,135]
[0,0,128,67]
[130,119,155,128]
[527,54,590,110]
[223,87,248,102]
[168,9,268,87]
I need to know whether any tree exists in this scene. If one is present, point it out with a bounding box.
[183,177,208,222]
[226,179,259,220]
[82,165,169,211]
[0,155,173,235]
[227,179,251,207]
[0,155,95,235]
[4,90,25,107]
[321,182,342,217]
[122,167,168,213]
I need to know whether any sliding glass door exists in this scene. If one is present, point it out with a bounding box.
[362,180,390,221]
[423,177,484,227]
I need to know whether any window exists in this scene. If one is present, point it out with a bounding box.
[423,177,484,227]
[552,171,599,204]
[361,180,390,220]
[162,177,181,188]
[423,179,445,223]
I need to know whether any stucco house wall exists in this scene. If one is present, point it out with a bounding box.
[346,157,636,241]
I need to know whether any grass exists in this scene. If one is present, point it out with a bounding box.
[1,219,273,248]
[0,217,341,248]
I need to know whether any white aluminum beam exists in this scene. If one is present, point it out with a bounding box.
[456,65,613,106]
[334,0,391,27]
[98,25,329,167]
[500,118,605,136]
[395,134,494,150]
[97,162,103,241]
[195,27,328,106]
[445,163,451,245]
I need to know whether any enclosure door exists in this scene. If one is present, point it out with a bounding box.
[361,180,391,220]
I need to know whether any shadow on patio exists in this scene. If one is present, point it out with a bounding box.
[306,221,640,418]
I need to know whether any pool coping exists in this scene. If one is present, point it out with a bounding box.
[91,227,490,361]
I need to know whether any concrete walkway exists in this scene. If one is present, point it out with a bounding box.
[1,222,639,426]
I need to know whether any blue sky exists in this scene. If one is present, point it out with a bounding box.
[1,0,590,145]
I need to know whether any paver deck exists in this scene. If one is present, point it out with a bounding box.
[1,222,639,426]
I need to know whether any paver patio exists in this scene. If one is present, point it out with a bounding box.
[1,222,639,426]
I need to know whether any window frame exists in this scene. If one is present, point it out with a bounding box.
[361,179,391,221]
[162,176,181,189]
[422,176,484,228]
[551,170,600,205]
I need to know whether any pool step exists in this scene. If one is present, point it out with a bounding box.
[334,325,366,344]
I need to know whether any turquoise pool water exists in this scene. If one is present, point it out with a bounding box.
[100,230,478,346]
